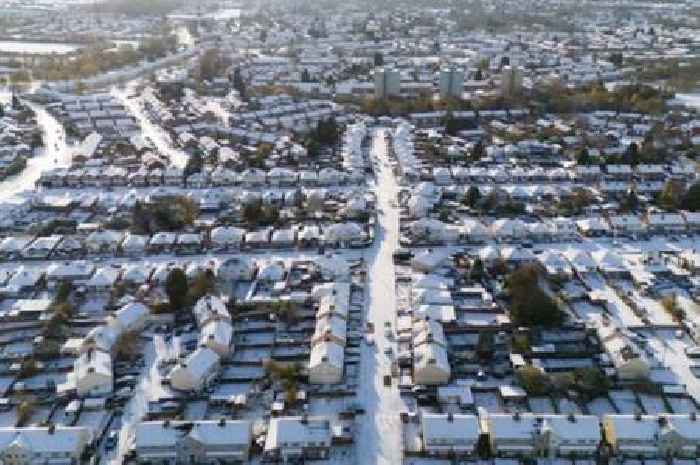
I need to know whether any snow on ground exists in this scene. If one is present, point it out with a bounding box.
[107,335,159,465]
[356,129,411,465]
[113,84,188,168]
[614,280,674,325]
[673,93,700,109]
[641,329,700,402]
[584,275,644,327]
[0,100,72,203]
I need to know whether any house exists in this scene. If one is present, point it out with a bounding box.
[60,349,113,397]
[537,251,573,278]
[591,251,629,277]
[484,412,601,457]
[681,211,700,231]
[173,232,201,254]
[193,295,230,327]
[413,341,450,385]
[606,164,633,180]
[411,249,453,273]
[316,293,349,321]
[85,230,123,254]
[0,236,33,260]
[595,320,649,380]
[245,228,271,248]
[490,219,527,241]
[22,235,62,259]
[108,301,149,334]
[148,232,177,253]
[437,384,474,407]
[199,319,233,357]
[324,222,364,246]
[311,315,347,347]
[210,226,245,249]
[169,347,220,392]
[134,420,252,464]
[421,413,480,457]
[462,219,490,242]
[608,215,645,236]
[576,217,611,237]
[575,165,601,181]
[3,299,52,322]
[120,233,148,256]
[636,164,666,180]
[45,261,95,284]
[410,218,459,244]
[218,257,255,281]
[264,416,332,462]
[308,340,344,384]
[1,269,48,298]
[271,228,296,248]
[603,414,700,458]
[0,426,93,465]
[81,325,120,354]
[645,213,686,234]
[85,267,119,293]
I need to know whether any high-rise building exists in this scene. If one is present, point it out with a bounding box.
[374,67,401,99]
[501,65,522,97]
[439,67,465,99]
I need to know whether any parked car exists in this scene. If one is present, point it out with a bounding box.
[105,431,118,451]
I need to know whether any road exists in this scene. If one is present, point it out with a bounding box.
[358,129,409,465]
[0,100,71,203]
[107,335,161,465]
[113,84,189,168]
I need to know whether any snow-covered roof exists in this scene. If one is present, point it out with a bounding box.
[109,301,149,334]
[309,340,344,370]
[421,413,479,444]
[169,347,220,391]
[135,420,250,449]
[265,417,331,451]
[487,413,600,443]
[0,426,92,455]
[193,295,230,327]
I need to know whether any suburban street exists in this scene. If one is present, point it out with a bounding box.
[107,336,160,465]
[358,129,409,465]
[0,100,71,202]
[113,84,189,168]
